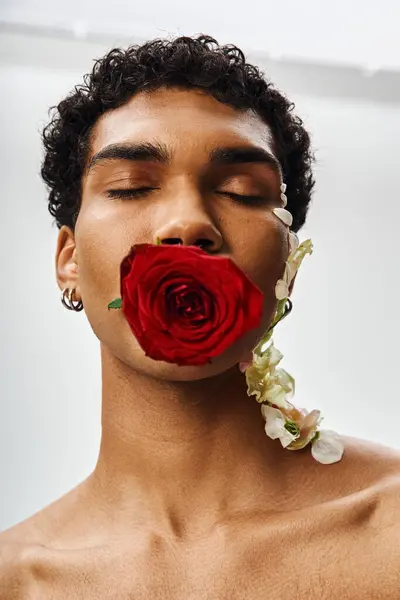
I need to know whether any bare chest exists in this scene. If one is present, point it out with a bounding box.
[19,512,399,600]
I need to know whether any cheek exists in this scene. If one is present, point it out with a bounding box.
[229,214,288,340]
[235,214,288,297]
[73,195,161,345]
[73,215,128,323]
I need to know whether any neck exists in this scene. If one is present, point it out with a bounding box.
[89,345,297,541]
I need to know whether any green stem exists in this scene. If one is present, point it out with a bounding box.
[253,299,286,356]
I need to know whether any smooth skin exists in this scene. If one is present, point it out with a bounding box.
[1,88,400,599]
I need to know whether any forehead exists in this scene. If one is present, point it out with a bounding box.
[89,87,276,158]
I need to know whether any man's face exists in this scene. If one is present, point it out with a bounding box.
[57,87,289,381]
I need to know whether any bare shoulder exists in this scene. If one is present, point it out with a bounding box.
[0,526,39,599]
[315,434,400,503]
[0,480,90,599]
[317,435,400,541]
[338,437,400,591]
[333,434,400,491]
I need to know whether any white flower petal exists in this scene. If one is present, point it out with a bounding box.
[289,231,299,253]
[264,420,284,440]
[274,368,295,397]
[275,279,289,300]
[286,261,298,283]
[261,404,283,423]
[268,343,283,367]
[282,263,292,285]
[279,428,298,448]
[262,405,297,447]
[261,383,289,408]
[272,208,293,227]
[311,430,344,465]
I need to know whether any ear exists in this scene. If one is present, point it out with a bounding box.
[55,226,81,300]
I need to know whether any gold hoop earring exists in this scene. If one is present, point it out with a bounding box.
[61,288,83,312]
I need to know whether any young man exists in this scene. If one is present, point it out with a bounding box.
[1,35,400,599]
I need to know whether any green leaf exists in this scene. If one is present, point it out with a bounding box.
[156,237,162,245]
[108,297,122,310]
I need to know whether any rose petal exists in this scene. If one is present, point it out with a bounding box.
[119,243,265,365]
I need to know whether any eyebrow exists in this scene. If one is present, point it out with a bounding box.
[209,146,281,174]
[87,141,170,172]
[86,141,281,175]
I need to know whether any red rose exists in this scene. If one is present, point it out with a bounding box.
[117,243,264,366]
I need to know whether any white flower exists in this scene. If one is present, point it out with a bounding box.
[240,224,344,466]
[311,430,344,464]
[273,207,293,227]
[280,183,288,207]
[275,261,295,300]
[275,279,290,301]
[289,231,299,253]
[245,342,294,409]
[288,239,313,273]
[275,240,313,300]
[252,342,283,372]
[261,405,299,448]
[260,368,295,408]
[285,409,322,451]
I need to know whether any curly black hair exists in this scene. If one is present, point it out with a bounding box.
[41,35,315,233]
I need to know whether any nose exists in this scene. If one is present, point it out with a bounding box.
[154,217,223,253]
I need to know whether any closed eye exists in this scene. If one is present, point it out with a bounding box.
[106,187,156,199]
[106,188,268,205]
[216,191,268,205]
